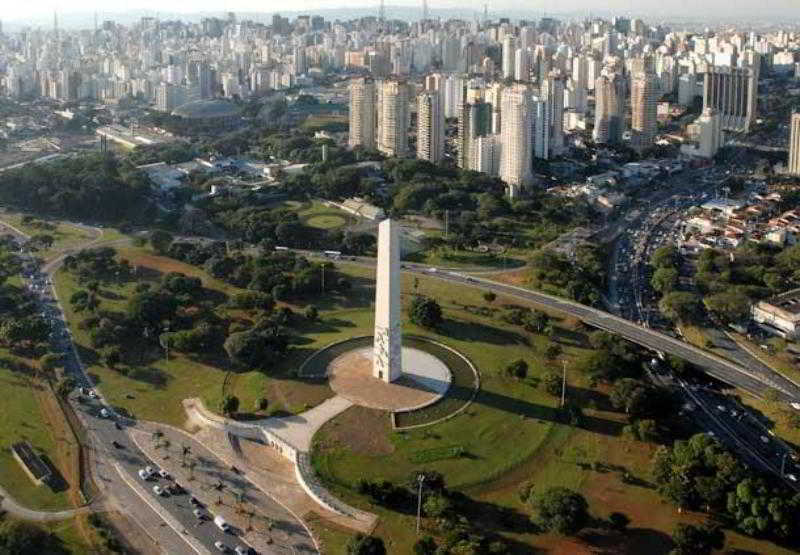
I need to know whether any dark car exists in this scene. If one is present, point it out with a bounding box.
[111,440,124,449]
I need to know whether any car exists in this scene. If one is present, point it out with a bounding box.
[152,485,166,496]
[214,541,227,552]
[234,546,250,555]
[214,515,230,532]
[99,408,110,418]
[158,469,170,479]
[193,508,205,519]
[88,389,97,399]
[190,496,202,507]
[169,483,185,495]
[787,473,798,482]
[138,469,151,480]
[716,405,726,412]
[761,435,770,444]
[111,440,123,449]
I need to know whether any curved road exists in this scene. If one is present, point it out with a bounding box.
[322,253,800,402]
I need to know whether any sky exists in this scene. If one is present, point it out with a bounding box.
[2,0,799,22]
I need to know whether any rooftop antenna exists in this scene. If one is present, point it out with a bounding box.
[423,0,429,21]
[379,0,385,31]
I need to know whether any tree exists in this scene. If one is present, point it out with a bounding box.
[409,296,443,329]
[0,521,69,554]
[531,487,589,535]
[346,533,386,555]
[56,376,76,398]
[149,230,174,254]
[305,305,319,322]
[670,524,724,555]
[542,371,562,396]
[223,329,289,370]
[651,267,679,294]
[651,245,678,268]
[413,536,437,555]
[483,291,497,303]
[704,291,750,324]
[39,353,63,378]
[423,493,452,517]
[505,359,528,379]
[659,292,702,323]
[221,395,240,416]
[608,511,630,531]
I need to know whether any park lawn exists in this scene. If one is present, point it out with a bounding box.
[404,245,527,270]
[299,199,355,231]
[0,350,73,511]
[0,211,98,261]
[54,247,337,426]
[2,517,97,554]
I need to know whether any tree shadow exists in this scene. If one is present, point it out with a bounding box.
[41,454,70,493]
[438,318,530,347]
[127,366,170,388]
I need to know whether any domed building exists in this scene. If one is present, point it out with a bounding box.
[171,99,243,129]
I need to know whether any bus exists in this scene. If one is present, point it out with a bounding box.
[323,250,342,259]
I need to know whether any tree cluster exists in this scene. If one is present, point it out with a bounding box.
[653,433,800,542]
[530,245,607,307]
[0,152,152,224]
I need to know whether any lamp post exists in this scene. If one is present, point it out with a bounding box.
[416,474,425,535]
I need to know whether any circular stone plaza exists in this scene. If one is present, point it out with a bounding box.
[327,343,452,411]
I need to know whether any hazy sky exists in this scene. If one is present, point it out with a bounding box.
[3,0,800,21]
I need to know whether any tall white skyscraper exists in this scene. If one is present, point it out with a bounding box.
[348,77,375,149]
[417,91,444,163]
[543,71,565,157]
[593,72,626,144]
[631,71,658,152]
[502,35,516,80]
[499,84,533,194]
[376,79,410,157]
[789,112,800,175]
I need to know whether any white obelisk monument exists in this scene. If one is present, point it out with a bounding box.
[373,218,403,383]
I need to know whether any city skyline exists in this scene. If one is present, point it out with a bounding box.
[4,1,800,25]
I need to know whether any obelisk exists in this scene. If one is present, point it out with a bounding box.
[373,218,402,382]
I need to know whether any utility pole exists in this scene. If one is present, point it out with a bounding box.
[321,264,325,292]
[444,210,449,240]
[782,453,787,477]
[415,474,425,534]
[561,359,567,407]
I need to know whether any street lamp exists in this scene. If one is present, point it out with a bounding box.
[415,474,425,535]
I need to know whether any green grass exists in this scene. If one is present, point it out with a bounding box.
[0,350,72,511]
[305,213,349,229]
[53,247,335,427]
[299,200,356,230]
[0,212,98,261]
[405,242,527,270]
[2,517,95,553]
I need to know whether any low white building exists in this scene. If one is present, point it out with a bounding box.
[753,289,800,339]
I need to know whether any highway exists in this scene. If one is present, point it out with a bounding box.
[317,252,800,402]
[3,222,317,554]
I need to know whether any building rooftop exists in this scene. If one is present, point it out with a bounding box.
[172,99,243,120]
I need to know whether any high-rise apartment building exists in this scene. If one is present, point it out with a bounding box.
[348,77,375,150]
[789,112,800,175]
[376,79,410,157]
[502,36,516,79]
[417,91,444,163]
[630,71,658,152]
[593,72,626,144]
[457,100,492,169]
[702,66,758,132]
[543,71,565,157]
[499,84,533,193]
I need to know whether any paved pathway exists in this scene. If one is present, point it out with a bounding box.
[0,485,98,522]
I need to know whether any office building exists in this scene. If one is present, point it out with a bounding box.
[457,100,492,169]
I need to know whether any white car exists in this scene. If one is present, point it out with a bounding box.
[138,469,151,480]
[99,408,109,418]
[158,469,169,479]
[152,485,165,496]
[193,508,205,519]
[144,465,155,475]
[761,436,770,444]
[88,389,98,398]
[235,546,248,555]
[787,474,798,482]
[214,541,227,552]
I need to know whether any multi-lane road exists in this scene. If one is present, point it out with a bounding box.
[3,221,317,555]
